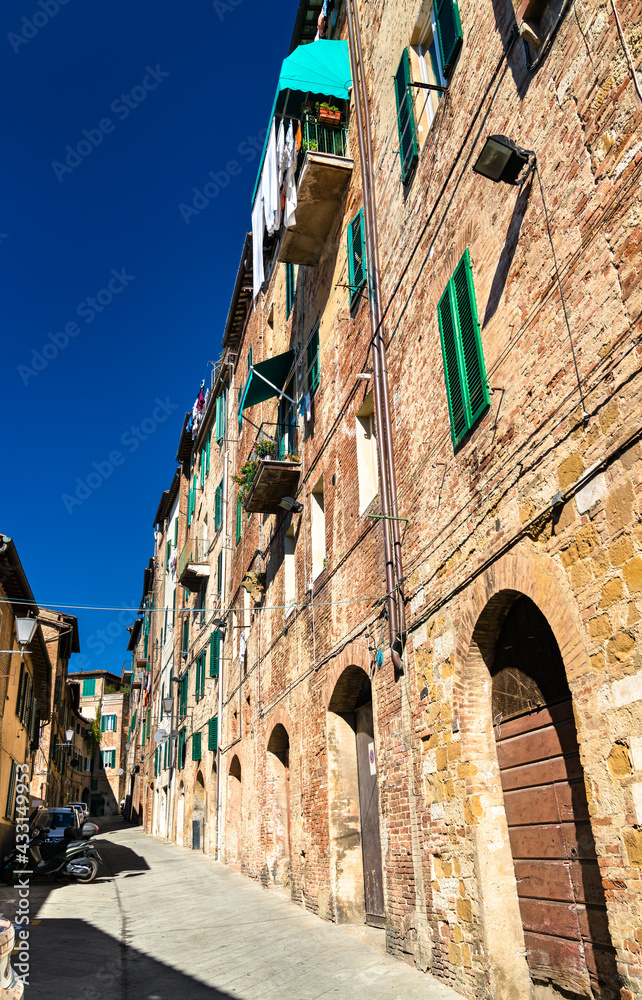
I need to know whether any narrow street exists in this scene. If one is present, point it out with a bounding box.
[1,820,464,1000]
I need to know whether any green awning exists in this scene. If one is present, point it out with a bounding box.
[251,40,352,207]
[240,350,296,412]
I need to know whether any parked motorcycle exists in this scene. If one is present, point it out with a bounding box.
[1,820,102,885]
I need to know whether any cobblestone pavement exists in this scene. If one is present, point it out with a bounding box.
[0,819,466,1000]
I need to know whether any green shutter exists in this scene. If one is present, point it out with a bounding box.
[206,430,211,472]
[217,551,223,597]
[82,677,96,697]
[394,49,419,183]
[208,716,218,752]
[174,518,178,546]
[437,249,489,447]
[347,212,366,305]
[210,630,220,677]
[182,617,189,656]
[192,731,202,761]
[100,714,106,733]
[286,263,295,316]
[146,709,151,739]
[5,761,16,821]
[200,449,205,488]
[235,497,242,545]
[435,0,463,77]
[307,322,320,398]
[215,479,223,531]
[215,393,226,444]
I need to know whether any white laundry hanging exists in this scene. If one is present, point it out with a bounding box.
[283,121,297,229]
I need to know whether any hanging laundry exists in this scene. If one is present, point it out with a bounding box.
[295,121,302,153]
[305,391,311,422]
[239,634,247,661]
[264,121,280,236]
[284,121,297,229]
[251,178,265,302]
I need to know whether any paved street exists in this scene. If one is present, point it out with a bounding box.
[0,819,465,1000]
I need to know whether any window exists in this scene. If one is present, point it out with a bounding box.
[206,430,211,474]
[306,322,320,398]
[146,709,151,739]
[101,749,116,769]
[356,391,378,513]
[286,262,296,317]
[347,212,367,306]
[215,390,226,443]
[200,447,205,488]
[181,617,190,657]
[178,670,189,719]
[311,476,326,579]
[278,379,297,459]
[215,478,223,532]
[192,732,202,762]
[82,677,96,697]
[100,714,117,733]
[210,630,221,677]
[196,582,207,626]
[434,0,463,77]
[5,761,17,821]
[178,728,186,769]
[188,474,197,526]
[163,736,170,769]
[394,50,419,183]
[217,551,223,598]
[195,651,206,702]
[284,525,296,615]
[409,8,446,146]
[235,497,242,545]
[438,248,489,447]
[208,716,218,752]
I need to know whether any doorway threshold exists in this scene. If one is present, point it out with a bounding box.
[338,922,386,955]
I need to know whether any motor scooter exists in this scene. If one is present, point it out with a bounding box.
[1,822,102,884]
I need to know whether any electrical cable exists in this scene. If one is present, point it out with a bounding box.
[610,0,642,103]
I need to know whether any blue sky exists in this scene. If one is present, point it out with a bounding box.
[1,0,293,672]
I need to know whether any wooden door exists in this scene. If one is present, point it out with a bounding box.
[355,702,385,927]
[492,597,617,999]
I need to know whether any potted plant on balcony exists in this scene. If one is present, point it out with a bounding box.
[318,102,341,125]
[232,439,278,505]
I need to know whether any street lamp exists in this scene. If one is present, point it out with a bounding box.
[0,615,39,660]
[473,135,536,185]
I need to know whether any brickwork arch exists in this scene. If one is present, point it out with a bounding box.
[264,705,294,750]
[322,642,371,711]
[453,545,591,1000]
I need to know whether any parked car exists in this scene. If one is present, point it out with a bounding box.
[67,801,89,821]
[46,807,84,841]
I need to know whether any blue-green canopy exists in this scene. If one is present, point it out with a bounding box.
[239,350,296,412]
[251,40,352,208]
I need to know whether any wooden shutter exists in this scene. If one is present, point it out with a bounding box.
[438,249,489,447]
[200,449,205,488]
[100,714,106,733]
[208,716,218,752]
[235,497,242,544]
[215,480,223,531]
[347,211,366,305]
[210,631,220,677]
[217,551,223,597]
[394,50,419,183]
[307,322,320,397]
[5,761,16,820]
[192,732,202,761]
[174,519,178,546]
[286,263,295,316]
[435,0,463,77]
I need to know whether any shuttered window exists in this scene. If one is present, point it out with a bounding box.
[235,497,242,545]
[178,728,186,769]
[435,0,463,77]
[181,617,190,657]
[82,677,96,697]
[146,709,151,739]
[192,732,202,761]
[195,652,206,702]
[5,760,17,821]
[208,716,218,752]
[215,479,223,531]
[217,551,223,598]
[306,322,320,398]
[215,392,226,443]
[394,50,419,183]
[179,670,189,718]
[437,249,489,447]
[347,210,367,306]
[286,263,295,316]
[206,430,211,473]
[101,714,117,733]
[210,630,220,677]
[200,448,205,488]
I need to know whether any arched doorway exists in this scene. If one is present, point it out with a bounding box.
[193,772,206,851]
[266,724,291,886]
[474,592,617,999]
[226,755,242,865]
[176,783,185,845]
[327,667,384,926]
[81,788,90,806]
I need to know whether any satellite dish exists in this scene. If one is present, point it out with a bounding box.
[117,768,124,776]
[154,728,169,744]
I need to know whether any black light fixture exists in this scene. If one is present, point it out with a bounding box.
[212,617,227,629]
[279,496,303,514]
[473,134,536,185]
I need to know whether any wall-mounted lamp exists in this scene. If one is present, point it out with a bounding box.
[212,617,227,629]
[279,496,303,514]
[162,697,174,714]
[55,728,75,748]
[473,134,536,185]
[15,616,38,647]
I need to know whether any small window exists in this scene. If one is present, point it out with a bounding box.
[100,714,117,733]
[356,392,378,513]
[284,525,296,615]
[286,263,296,317]
[311,476,326,579]
[306,323,320,399]
[437,248,489,447]
[347,211,367,306]
[101,749,116,769]
[409,6,447,146]
[82,677,96,697]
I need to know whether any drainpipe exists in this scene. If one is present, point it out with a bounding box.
[345,0,406,669]
[215,448,229,859]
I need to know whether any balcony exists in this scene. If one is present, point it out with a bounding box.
[177,537,210,592]
[279,113,353,267]
[237,424,301,515]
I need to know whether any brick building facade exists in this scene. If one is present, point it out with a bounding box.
[128,0,642,997]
